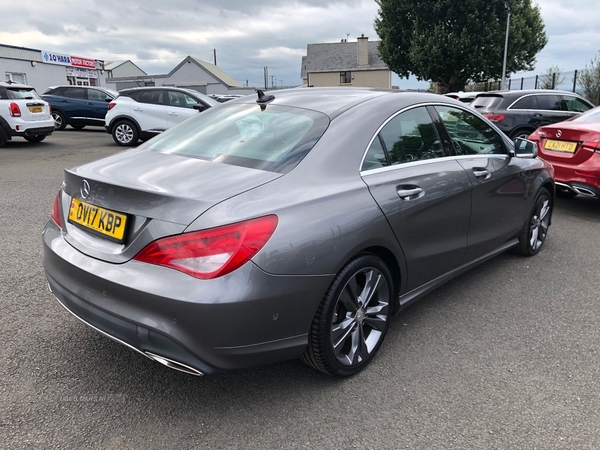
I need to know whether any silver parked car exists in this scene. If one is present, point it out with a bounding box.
[43,88,554,377]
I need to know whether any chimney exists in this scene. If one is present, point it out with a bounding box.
[357,34,369,66]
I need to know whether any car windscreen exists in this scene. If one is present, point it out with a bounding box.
[146,103,330,173]
[471,95,504,109]
[570,106,600,123]
[6,88,40,100]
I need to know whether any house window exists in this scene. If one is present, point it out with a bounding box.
[340,71,352,84]
[5,72,27,84]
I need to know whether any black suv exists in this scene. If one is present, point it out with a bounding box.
[471,89,595,139]
[42,86,117,130]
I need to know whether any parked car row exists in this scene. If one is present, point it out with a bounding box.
[4,81,599,204]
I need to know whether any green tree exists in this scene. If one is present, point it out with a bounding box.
[577,52,600,105]
[375,0,548,92]
[539,66,565,89]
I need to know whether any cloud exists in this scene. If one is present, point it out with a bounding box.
[0,0,598,89]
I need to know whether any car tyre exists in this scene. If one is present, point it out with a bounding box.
[24,135,46,143]
[514,187,552,256]
[52,111,67,131]
[0,127,6,147]
[112,120,139,146]
[71,124,86,130]
[302,253,393,377]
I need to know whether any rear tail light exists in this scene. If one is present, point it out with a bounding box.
[482,113,506,122]
[134,215,278,279]
[582,141,600,152]
[51,191,62,228]
[48,103,52,114]
[9,102,21,117]
[108,102,116,110]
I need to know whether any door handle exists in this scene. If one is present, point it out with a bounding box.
[533,113,542,118]
[397,187,423,199]
[168,112,178,116]
[133,108,143,111]
[473,169,491,179]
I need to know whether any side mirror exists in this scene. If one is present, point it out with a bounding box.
[193,104,206,112]
[513,137,538,159]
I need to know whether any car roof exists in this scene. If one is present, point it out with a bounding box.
[226,87,439,118]
[477,89,582,97]
[0,81,34,89]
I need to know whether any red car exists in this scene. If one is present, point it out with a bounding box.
[530,106,600,199]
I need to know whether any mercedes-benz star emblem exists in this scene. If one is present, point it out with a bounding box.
[80,180,91,199]
[556,130,562,137]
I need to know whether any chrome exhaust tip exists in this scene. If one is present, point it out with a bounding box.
[572,186,597,197]
[144,352,204,376]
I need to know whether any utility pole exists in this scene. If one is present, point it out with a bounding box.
[213,48,217,66]
[271,75,275,88]
[501,2,511,90]
[264,66,268,90]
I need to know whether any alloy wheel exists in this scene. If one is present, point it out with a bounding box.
[528,194,551,251]
[330,267,390,366]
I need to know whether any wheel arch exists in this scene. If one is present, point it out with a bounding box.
[107,115,142,134]
[350,245,403,314]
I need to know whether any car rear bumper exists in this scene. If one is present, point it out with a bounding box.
[10,125,55,138]
[42,221,333,375]
[550,152,600,198]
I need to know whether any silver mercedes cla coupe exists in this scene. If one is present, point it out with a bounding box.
[43,88,554,377]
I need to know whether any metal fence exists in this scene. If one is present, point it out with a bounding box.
[470,69,600,105]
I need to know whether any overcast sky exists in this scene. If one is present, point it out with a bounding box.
[1,0,598,89]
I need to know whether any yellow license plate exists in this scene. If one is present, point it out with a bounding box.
[68,198,127,242]
[544,139,577,153]
[28,106,43,113]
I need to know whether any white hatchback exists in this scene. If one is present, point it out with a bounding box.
[0,81,54,147]
[105,87,219,146]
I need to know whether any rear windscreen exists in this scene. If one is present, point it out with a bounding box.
[146,103,329,173]
[6,88,40,100]
[470,95,504,109]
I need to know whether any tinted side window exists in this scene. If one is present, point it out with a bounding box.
[535,95,561,110]
[362,136,389,171]
[562,96,592,113]
[435,106,506,155]
[46,87,66,96]
[88,89,108,101]
[378,107,444,165]
[139,90,165,105]
[511,95,532,109]
[167,91,200,108]
[63,88,86,99]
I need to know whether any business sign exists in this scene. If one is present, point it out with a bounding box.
[42,51,72,66]
[65,67,98,79]
[42,51,97,69]
[71,56,96,69]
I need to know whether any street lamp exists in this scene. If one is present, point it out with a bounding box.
[501,1,511,90]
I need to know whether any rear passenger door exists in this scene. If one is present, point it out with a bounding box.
[62,87,87,118]
[530,94,570,128]
[135,90,168,132]
[434,105,531,262]
[360,106,472,292]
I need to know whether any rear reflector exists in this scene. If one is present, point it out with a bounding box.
[107,102,116,111]
[134,215,278,279]
[51,191,62,228]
